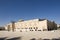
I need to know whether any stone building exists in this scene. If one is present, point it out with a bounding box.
[0,27,5,31]
[5,19,57,32]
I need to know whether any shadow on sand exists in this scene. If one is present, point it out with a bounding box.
[7,37,21,40]
[0,37,60,40]
[30,37,60,40]
[0,37,6,40]
[0,37,21,40]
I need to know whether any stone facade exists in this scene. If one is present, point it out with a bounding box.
[5,19,57,32]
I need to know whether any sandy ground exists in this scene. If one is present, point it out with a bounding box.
[0,30,60,40]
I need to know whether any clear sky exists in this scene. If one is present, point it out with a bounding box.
[0,0,60,26]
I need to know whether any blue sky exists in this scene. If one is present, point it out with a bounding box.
[0,0,60,26]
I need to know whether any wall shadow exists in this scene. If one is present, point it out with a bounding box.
[0,37,6,40]
[7,37,21,40]
[30,37,60,40]
[52,37,60,40]
[30,38,36,40]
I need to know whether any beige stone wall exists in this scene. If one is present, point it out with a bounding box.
[4,19,57,31]
[5,23,13,31]
[39,20,48,31]
[15,19,48,31]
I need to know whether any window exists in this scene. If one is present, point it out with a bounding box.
[20,30,22,32]
[31,27,32,29]
[35,29,37,31]
[38,30,41,31]
[30,30,31,31]
[34,27,38,29]
[36,27,38,29]
[30,30,33,31]
[31,30,33,31]
[34,27,35,29]
[29,27,32,29]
